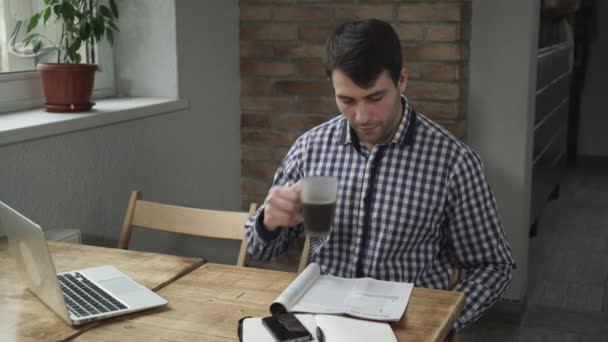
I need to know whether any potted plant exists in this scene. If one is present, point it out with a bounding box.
[23,0,119,112]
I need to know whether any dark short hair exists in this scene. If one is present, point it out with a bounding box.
[324,19,403,88]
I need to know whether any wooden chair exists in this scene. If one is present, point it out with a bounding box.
[117,191,257,267]
[297,234,312,273]
[448,260,462,291]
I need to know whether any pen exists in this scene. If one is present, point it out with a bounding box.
[316,327,325,342]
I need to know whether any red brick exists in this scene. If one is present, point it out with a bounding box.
[298,26,333,42]
[241,196,265,212]
[274,147,291,161]
[394,24,424,41]
[240,24,297,41]
[297,61,325,77]
[240,43,274,57]
[298,0,351,2]
[274,114,329,129]
[242,131,296,146]
[406,82,460,101]
[271,7,332,21]
[406,63,422,80]
[241,61,296,76]
[422,63,460,81]
[241,146,273,161]
[275,81,332,96]
[242,161,279,179]
[240,7,271,21]
[242,113,272,128]
[242,178,271,196]
[398,3,462,22]
[275,44,325,58]
[438,120,466,140]
[426,24,461,42]
[334,6,395,21]
[415,102,460,120]
[241,96,296,112]
[241,79,274,95]
[300,97,337,114]
[404,44,461,61]
[241,0,297,3]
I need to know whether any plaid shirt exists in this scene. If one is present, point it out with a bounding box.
[245,97,515,331]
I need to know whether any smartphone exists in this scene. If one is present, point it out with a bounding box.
[261,313,313,342]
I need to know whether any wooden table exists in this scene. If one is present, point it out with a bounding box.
[75,263,465,342]
[0,239,204,342]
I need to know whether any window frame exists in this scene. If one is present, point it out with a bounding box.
[0,0,116,114]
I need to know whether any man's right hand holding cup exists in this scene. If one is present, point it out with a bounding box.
[262,183,302,231]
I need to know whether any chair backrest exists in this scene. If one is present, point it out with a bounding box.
[297,234,311,273]
[448,261,461,291]
[117,191,257,267]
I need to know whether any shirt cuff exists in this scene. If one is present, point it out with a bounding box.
[255,209,281,242]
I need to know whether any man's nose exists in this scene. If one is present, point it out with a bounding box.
[353,103,371,124]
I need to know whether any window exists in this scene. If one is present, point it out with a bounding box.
[0,0,115,113]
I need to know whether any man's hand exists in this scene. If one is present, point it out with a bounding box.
[263,183,301,231]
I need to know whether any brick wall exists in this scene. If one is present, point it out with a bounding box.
[240,0,471,209]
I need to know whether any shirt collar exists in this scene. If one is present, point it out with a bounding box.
[339,95,416,151]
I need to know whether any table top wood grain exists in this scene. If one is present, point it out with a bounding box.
[0,239,203,342]
[75,263,465,342]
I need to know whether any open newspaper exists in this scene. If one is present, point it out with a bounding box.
[269,263,413,321]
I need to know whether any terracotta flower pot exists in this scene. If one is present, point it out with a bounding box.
[37,63,98,113]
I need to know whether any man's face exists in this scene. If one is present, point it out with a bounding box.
[331,68,408,149]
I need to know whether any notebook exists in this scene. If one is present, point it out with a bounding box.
[242,314,398,342]
[0,200,168,325]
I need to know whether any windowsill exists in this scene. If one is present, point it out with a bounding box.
[0,97,188,147]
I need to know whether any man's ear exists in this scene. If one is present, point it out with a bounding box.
[399,66,408,94]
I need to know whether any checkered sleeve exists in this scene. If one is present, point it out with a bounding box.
[446,150,516,332]
[244,137,305,261]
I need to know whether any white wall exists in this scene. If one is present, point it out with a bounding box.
[577,0,608,157]
[113,0,178,98]
[467,0,540,301]
[0,0,243,264]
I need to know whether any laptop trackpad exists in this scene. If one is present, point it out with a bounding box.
[99,278,143,295]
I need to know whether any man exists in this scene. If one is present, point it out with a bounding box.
[244,18,515,332]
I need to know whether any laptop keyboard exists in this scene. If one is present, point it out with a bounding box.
[58,272,127,318]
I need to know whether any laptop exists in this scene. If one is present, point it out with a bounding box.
[0,200,168,325]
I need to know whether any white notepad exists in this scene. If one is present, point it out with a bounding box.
[242,314,398,342]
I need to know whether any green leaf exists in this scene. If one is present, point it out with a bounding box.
[99,5,111,18]
[79,21,91,40]
[71,39,81,53]
[33,40,43,53]
[93,15,105,40]
[106,30,113,45]
[43,7,52,25]
[62,2,75,22]
[23,33,40,46]
[53,4,62,17]
[26,13,41,33]
[106,19,119,32]
[109,0,119,18]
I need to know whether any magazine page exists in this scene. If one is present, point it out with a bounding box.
[345,277,413,321]
[289,274,357,315]
[270,263,321,314]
